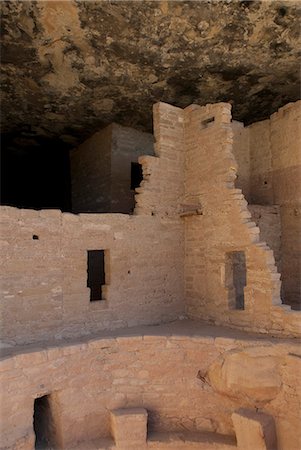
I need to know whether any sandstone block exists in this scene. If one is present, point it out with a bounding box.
[110,408,147,448]
[232,409,277,450]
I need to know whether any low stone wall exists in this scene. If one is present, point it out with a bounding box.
[1,322,300,450]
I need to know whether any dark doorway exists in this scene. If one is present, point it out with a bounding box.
[131,162,143,190]
[33,395,58,449]
[87,250,106,301]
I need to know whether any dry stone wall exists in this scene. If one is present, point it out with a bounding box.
[70,124,154,214]
[270,102,301,309]
[1,323,300,450]
[232,101,301,309]
[231,121,250,202]
[248,205,281,272]
[182,102,300,336]
[135,102,185,218]
[1,100,300,345]
[70,125,112,213]
[0,206,184,344]
[110,123,154,213]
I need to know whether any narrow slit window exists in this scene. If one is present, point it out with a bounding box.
[131,162,143,190]
[201,116,215,129]
[225,251,246,310]
[87,250,105,301]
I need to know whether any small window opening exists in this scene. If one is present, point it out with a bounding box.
[225,251,246,309]
[201,117,215,128]
[33,395,58,449]
[131,162,143,190]
[87,250,105,301]
[32,235,39,240]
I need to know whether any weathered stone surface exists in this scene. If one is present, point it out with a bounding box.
[232,409,277,450]
[1,324,300,450]
[1,0,300,152]
[208,348,282,402]
[111,408,147,448]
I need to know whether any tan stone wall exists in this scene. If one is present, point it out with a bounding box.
[270,102,301,309]
[1,101,300,343]
[248,205,281,272]
[110,123,154,213]
[1,324,300,450]
[248,119,273,205]
[135,102,185,218]
[183,102,300,337]
[70,125,112,212]
[70,123,153,214]
[231,121,250,202]
[247,101,301,308]
[0,206,184,344]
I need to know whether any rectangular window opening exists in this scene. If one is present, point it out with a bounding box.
[34,395,58,450]
[87,250,105,301]
[225,251,246,310]
[131,162,143,190]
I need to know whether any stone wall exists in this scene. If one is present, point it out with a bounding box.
[70,125,112,213]
[247,101,301,309]
[248,205,281,272]
[135,102,185,218]
[182,102,300,336]
[70,123,154,214]
[0,206,184,344]
[1,101,300,344]
[248,119,273,205]
[1,323,300,450]
[231,121,250,202]
[110,123,154,213]
[270,103,301,309]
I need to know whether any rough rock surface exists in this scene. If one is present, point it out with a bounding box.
[1,0,300,151]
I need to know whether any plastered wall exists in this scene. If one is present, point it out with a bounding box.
[1,325,300,450]
[70,123,154,214]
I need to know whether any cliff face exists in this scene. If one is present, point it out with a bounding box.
[1,0,300,149]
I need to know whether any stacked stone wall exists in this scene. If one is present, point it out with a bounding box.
[183,102,300,336]
[0,207,184,344]
[1,324,300,450]
[70,124,154,214]
[270,102,301,309]
[70,125,112,213]
[248,205,281,272]
[135,102,185,218]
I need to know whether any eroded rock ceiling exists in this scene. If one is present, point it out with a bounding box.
[1,0,300,150]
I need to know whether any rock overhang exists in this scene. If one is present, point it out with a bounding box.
[0,0,300,152]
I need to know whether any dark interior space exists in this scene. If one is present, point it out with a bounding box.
[1,136,71,211]
[131,162,143,191]
[87,249,106,301]
[226,251,247,310]
[33,395,58,450]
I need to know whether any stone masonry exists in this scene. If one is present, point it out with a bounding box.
[0,100,300,450]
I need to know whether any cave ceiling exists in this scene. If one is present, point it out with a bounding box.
[1,0,300,151]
